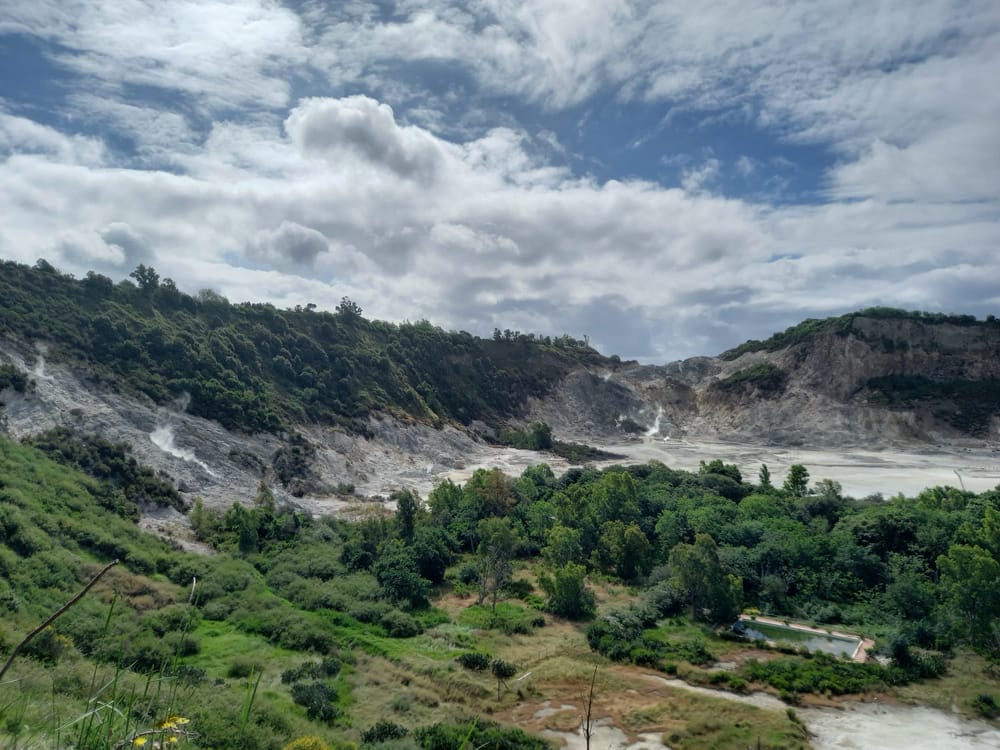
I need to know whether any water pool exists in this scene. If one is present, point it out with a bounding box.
[735,619,861,658]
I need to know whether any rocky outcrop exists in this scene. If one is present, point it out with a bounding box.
[526,315,1000,447]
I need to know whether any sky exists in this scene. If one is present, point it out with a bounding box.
[1,1,998,362]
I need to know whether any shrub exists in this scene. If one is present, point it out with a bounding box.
[414,721,548,750]
[291,681,339,723]
[361,721,409,744]
[228,657,262,678]
[380,609,422,638]
[284,737,331,750]
[282,658,343,684]
[974,694,998,719]
[456,652,491,671]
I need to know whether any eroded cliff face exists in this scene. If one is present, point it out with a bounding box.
[0,340,563,523]
[1,314,997,535]
[526,316,1000,447]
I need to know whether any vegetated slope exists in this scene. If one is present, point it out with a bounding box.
[530,308,1000,446]
[0,259,605,434]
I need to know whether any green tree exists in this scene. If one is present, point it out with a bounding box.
[129,264,160,292]
[491,658,517,700]
[373,541,429,609]
[253,480,276,513]
[938,543,1000,650]
[411,526,455,584]
[783,464,810,497]
[668,533,742,623]
[539,563,595,620]
[758,464,772,490]
[477,517,517,614]
[394,489,419,543]
[543,525,583,568]
[597,521,651,581]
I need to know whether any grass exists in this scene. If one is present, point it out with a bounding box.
[627,686,810,750]
[498,665,809,750]
[894,649,1000,718]
[456,602,543,634]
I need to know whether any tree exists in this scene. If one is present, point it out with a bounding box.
[938,543,1000,649]
[373,541,429,609]
[491,658,517,700]
[758,464,772,490]
[597,521,651,581]
[130,264,160,292]
[394,489,419,543]
[411,526,456,584]
[783,464,810,497]
[477,517,516,614]
[253,480,276,513]
[336,296,363,319]
[700,459,742,483]
[539,563,595,620]
[544,525,584,568]
[668,533,742,623]
[528,422,553,450]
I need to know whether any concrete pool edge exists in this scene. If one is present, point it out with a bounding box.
[736,614,876,662]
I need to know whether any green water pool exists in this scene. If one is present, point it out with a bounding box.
[735,619,861,658]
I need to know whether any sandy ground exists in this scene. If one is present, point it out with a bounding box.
[432,435,1000,500]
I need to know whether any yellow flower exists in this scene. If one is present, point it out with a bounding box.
[167,737,178,744]
[155,715,190,730]
[132,739,147,747]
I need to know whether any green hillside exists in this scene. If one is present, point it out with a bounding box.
[721,307,998,360]
[0,260,605,433]
[3,426,1000,748]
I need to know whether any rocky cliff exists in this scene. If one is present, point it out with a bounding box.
[2,310,998,530]
[526,311,1000,447]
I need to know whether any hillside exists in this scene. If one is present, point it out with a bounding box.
[2,428,1000,750]
[1,262,998,518]
[0,260,605,434]
[526,309,1000,447]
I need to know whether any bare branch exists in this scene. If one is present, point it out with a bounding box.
[0,559,119,681]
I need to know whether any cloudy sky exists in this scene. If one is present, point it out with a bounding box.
[1,1,998,361]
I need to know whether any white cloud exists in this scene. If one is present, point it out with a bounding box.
[681,158,720,193]
[0,113,105,165]
[2,0,306,112]
[1,2,998,361]
[285,96,447,182]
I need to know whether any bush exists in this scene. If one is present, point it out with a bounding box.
[228,657,263,678]
[380,609,423,638]
[414,721,548,750]
[362,721,409,744]
[974,694,998,719]
[284,737,331,750]
[456,652,491,671]
[282,658,343,684]
[291,681,339,723]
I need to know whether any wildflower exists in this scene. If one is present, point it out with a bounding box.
[132,739,147,747]
[155,716,190,730]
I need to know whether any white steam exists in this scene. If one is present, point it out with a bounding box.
[645,406,663,437]
[150,424,217,477]
[33,343,53,381]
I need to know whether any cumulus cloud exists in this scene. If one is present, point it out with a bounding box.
[285,96,446,182]
[247,221,330,272]
[0,1,997,362]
